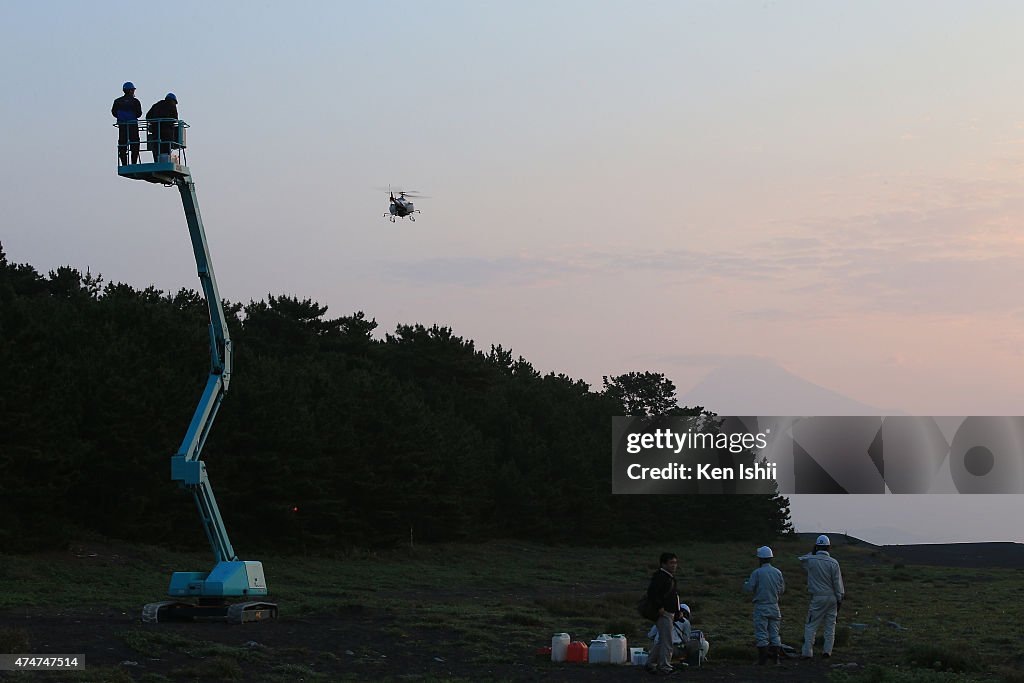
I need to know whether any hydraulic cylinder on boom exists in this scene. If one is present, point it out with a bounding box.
[116,120,277,623]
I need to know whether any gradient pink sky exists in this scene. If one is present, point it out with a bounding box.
[3,1,1023,543]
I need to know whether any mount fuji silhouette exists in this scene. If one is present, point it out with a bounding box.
[678,358,900,416]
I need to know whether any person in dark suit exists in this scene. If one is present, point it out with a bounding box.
[645,552,680,675]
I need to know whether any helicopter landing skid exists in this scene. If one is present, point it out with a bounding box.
[383,212,419,223]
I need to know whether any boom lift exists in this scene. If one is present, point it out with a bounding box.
[116,120,277,623]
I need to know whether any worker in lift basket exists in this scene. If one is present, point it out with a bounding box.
[146,93,179,162]
[112,81,142,165]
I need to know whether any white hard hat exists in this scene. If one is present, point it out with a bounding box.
[678,603,690,615]
[816,534,831,546]
[756,546,773,559]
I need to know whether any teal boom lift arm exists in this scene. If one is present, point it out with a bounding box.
[117,120,276,622]
[171,175,236,564]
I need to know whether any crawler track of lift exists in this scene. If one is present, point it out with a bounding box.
[142,600,278,624]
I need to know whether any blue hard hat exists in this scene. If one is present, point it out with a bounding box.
[165,93,177,102]
[123,82,135,91]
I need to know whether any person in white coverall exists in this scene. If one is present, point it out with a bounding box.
[743,545,785,665]
[799,534,845,658]
[647,603,691,651]
[646,604,710,666]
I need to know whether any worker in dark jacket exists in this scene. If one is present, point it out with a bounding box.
[645,552,680,675]
[145,93,179,161]
[112,82,142,165]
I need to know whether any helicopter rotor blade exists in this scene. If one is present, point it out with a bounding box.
[374,185,428,199]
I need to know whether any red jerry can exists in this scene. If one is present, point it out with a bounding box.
[566,641,589,663]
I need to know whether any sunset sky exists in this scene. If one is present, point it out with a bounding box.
[3,1,1024,544]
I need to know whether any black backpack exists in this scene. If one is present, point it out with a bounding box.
[637,594,660,621]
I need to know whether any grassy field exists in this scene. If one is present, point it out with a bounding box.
[0,536,1022,681]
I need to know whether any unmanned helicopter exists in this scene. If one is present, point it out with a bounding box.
[383,188,426,222]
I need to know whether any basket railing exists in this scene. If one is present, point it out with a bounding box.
[113,119,190,164]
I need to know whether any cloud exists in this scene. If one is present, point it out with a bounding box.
[733,305,843,322]
[632,352,774,368]
[384,175,1024,319]
[384,255,582,287]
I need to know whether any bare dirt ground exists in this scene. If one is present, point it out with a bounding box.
[0,605,842,682]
